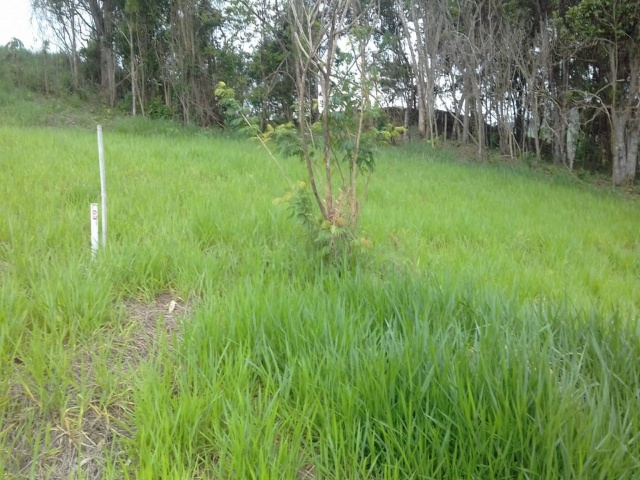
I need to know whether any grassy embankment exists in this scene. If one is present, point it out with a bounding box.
[0,113,639,478]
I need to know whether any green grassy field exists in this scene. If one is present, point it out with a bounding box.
[1,122,639,478]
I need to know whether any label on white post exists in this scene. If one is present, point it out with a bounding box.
[91,203,99,258]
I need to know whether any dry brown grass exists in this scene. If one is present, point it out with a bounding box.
[2,293,192,479]
[122,292,190,363]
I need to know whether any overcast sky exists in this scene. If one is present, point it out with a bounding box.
[0,0,39,49]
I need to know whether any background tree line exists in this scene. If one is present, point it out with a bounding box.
[2,0,638,184]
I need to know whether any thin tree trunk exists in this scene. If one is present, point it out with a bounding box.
[474,80,484,159]
[462,93,470,144]
[129,22,136,116]
[403,95,410,143]
[321,14,339,219]
[566,107,579,170]
[397,0,426,139]
[70,6,79,92]
[411,0,432,142]
[532,92,541,162]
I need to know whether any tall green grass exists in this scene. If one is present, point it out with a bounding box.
[0,122,638,478]
[138,270,639,477]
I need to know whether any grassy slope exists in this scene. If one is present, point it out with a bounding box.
[1,120,639,478]
[366,148,640,314]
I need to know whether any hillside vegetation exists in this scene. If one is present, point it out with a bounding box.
[14,0,640,185]
[0,89,639,478]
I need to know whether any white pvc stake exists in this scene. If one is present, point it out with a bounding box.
[90,203,99,258]
[97,125,107,248]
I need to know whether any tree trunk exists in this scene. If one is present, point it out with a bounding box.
[70,6,79,92]
[102,41,116,107]
[412,0,438,144]
[566,107,579,170]
[452,86,462,142]
[626,121,639,181]
[129,22,136,116]
[611,109,638,185]
[396,0,426,139]
[473,79,484,159]
[88,0,116,106]
[462,93,470,144]
[532,93,541,162]
[609,44,638,186]
[403,95,410,143]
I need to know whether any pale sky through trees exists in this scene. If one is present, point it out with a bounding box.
[0,0,38,49]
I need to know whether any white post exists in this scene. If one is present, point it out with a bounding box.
[97,125,107,247]
[90,203,99,258]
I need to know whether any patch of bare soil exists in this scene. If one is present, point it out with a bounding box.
[121,292,191,363]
